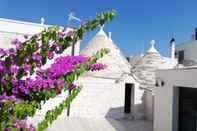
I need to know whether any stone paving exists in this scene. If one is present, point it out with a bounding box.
[46,117,153,131]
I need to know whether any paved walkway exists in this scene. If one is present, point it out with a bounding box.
[46,117,153,131]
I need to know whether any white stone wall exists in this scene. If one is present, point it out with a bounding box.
[144,91,154,120]
[69,74,150,121]
[176,41,197,64]
[71,76,126,118]
[132,84,146,120]
[0,18,47,49]
[0,18,80,55]
[154,68,197,131]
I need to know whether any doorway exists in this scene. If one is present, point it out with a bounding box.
[179,87,197,131]
[124,83,133,113]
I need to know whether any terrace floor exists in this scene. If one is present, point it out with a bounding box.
[46,117,153,131]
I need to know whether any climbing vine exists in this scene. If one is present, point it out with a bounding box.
[0,10,116,131]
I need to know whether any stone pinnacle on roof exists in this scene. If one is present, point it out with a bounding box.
[97,25,107,37]
[147,40,159,53]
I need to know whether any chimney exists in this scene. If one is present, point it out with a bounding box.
[195,27,197,40]
[170,38,176,59]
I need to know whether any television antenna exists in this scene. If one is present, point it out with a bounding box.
[67,11,82,117]
[67,11,81,26]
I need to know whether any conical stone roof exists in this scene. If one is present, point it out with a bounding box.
[81,26,131,79]
[131,40,166,90]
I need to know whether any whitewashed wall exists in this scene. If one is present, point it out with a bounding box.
[154,68,197,131]
[176,40,197,63]
[144,91,154,120]
[71,76,126,118]
[69,73,149,121]
[0,18,47,49]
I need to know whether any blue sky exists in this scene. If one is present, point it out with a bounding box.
[0,0,197,56]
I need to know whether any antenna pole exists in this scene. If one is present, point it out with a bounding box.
[67,11,81,117]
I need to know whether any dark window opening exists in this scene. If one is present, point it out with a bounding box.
[178,50,184,64]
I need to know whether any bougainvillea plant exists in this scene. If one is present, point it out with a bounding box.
[0,10,116,131]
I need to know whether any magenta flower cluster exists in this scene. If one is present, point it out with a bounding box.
[11,38,23,50]
[0,93,17,102]
[0,53,105,101]
[8,55,88,98]
[90,63,106,71]
[48,55,88,78]
[11,78,64,96]
[12,119,36,131]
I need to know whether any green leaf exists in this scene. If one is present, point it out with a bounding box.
[30,63,36,75]
[41,56,47,65]
[59,76,65,81]
[16,50,25,66]
[5,57,11,68]
[65,73,75,83]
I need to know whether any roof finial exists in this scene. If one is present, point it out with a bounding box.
[150,40,155,47]
[100,24,104,30]
[97,24,107,36]
[41,17,45,25]
[147,40,158,53]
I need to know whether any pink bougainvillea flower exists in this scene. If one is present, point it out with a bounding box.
[0,48,6,56]
[3,128,9,131]
[68,83,77,90]
[32,53,42,61]
[10,65,18,73]
[11,38,22,49]
[48,55,88,78]
[22,64,31,72]
[47,51,54,60]
[23,34,29,39]
[13,119,36,131]
[90,63,106,71]
[63,27,74,37]
[58,31,65,38]
[0,93,17,102]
